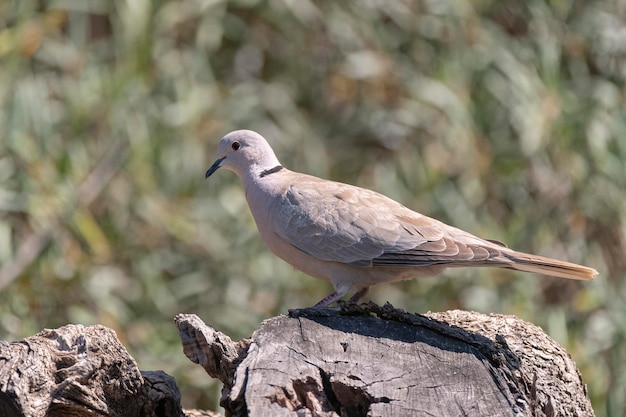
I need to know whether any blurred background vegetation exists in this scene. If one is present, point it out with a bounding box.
[0,0,624,414]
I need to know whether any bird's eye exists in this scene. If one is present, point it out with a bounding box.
[231,141,241,151]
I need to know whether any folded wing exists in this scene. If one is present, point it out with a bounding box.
[272,174,597,280]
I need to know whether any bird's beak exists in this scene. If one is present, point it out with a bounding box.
[205,156,226,178]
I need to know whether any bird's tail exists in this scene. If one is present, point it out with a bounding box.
[503,251,597,280]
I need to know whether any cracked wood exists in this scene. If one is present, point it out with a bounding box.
[176,303,595,417]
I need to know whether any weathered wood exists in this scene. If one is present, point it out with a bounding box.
[176,302,594,417]
[0,324,184,417]
[0,304,594,417]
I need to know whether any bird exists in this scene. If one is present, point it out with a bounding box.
[205,130,598,308]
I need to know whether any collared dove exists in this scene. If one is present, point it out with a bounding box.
[205,130,597,307]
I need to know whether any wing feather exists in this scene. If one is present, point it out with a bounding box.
[268,173,597,280]
[272,175,505,267]
[273,176,432,264]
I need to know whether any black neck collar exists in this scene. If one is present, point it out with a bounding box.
[259,165,284,178]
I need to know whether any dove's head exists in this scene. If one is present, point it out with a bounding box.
[205,130,282,179]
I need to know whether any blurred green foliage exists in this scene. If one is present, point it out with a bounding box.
[0,0,624,414]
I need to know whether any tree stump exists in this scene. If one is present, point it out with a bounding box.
[0,324,207,417]
[0,303,594,416]
[176,302,594,417]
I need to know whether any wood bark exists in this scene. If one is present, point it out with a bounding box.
[0,303,594,416]
[177,302,594,417]
[0,323,216,417]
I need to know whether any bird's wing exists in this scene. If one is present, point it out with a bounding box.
[272,174,502,267]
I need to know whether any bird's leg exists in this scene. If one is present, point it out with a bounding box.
[312,287,369,308]
[347,287,369,304]
[312,290,348,308]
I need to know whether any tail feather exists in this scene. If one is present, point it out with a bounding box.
[503,251,597,281]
